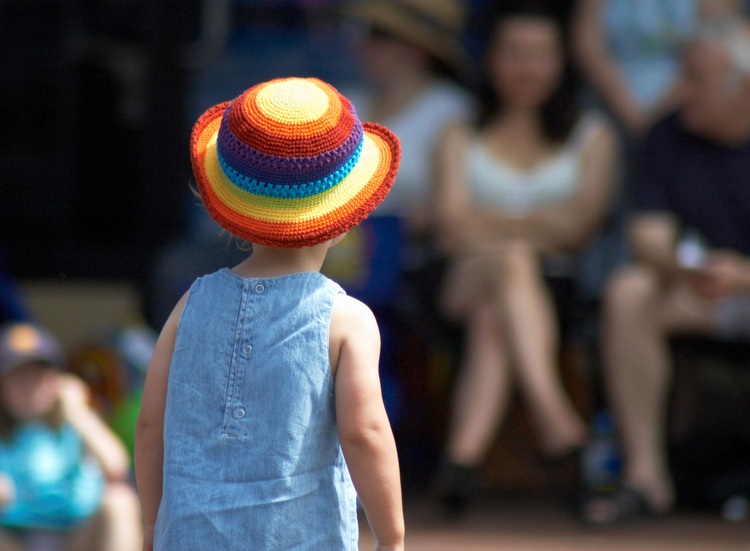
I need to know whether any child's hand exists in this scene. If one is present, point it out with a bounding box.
[55,373,131,481]
[0,473,16,507]
[56,374,92,421]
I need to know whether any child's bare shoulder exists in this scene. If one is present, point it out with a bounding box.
[330,294,379,338]
[329,294,380,376]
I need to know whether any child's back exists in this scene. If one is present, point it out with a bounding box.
[156,269,356,548]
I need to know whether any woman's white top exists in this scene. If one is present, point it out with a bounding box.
[466,112,605,216]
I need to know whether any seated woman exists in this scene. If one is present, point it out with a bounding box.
[434,0,617,513]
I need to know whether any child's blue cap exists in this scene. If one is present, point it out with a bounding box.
[0,323,64,375]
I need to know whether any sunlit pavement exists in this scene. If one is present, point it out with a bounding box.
[358,494,750,550]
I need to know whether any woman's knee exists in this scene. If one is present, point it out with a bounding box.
[441,257,497,319]
[496,241,538,281]
[470,303,503,338]
[604,266,660,319]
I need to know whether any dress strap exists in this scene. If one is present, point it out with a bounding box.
[567,112,607,153]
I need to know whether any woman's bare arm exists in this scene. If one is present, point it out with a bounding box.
[475,121,618,253]
[572,0,649,136]
[432,121,475,254]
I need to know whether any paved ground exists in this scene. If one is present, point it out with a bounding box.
[358,494,750,550]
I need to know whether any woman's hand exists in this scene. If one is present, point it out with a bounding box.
[684,250,750,300]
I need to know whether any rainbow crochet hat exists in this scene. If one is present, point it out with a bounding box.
[190,77,401,248]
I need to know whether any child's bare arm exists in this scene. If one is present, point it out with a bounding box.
[331,296,404,551]
[135,293,187,550]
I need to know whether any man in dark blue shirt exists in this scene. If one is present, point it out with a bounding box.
[585,20,750,524]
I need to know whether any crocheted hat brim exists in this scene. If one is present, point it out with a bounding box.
[191,101,400,248]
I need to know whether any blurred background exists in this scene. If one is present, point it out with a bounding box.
[1,0,360,286]
[2,0,750,548]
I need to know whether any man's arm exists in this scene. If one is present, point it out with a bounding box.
[629,213,750,299]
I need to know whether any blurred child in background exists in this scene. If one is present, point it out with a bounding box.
[0,323,141,551]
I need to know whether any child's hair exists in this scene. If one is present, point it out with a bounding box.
[189,77,401,248]
[189,179,253,252]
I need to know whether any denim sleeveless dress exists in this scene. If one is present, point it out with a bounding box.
[154,268,358,550]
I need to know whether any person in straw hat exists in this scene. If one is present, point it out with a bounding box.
[135,77,404,551]
[342,0,475,234]
[336,2,475,467]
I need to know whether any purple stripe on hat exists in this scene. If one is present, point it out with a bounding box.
[217,137,363,199]
[216,107,364,187]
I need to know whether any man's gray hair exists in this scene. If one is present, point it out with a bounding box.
[692,17,750,76]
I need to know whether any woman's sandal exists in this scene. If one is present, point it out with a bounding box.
[579,485,659,525]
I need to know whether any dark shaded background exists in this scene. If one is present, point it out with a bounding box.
[0,0,573,293]
[1,1,198,280]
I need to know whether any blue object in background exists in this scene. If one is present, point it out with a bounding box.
[321,216,404,308]
[582,410,623,495]
[0,253,30,325]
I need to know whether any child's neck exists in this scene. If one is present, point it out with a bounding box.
[231,242,331,279]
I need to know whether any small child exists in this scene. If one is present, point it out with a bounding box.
[135,77,405,550]
[0,322,142,551]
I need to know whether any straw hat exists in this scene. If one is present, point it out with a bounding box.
[190,77,401,248]
[344,0,469,75]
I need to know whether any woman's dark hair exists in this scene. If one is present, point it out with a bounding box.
[472,0,580,143]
